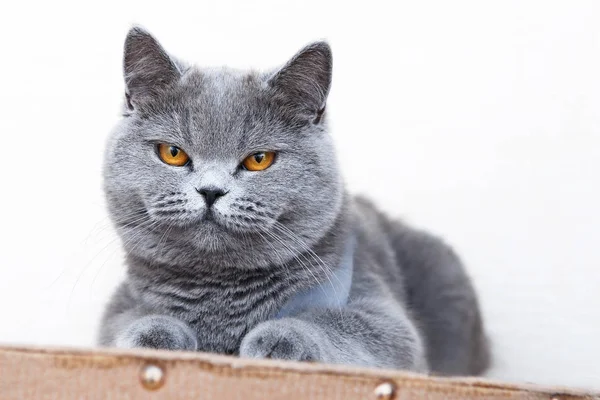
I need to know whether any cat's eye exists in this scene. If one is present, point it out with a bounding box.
[157,143,190,167]
[242,152,276,171]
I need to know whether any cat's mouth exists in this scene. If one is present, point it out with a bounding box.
[198,209,234,232]
[146,202,274,237]
[202,209,216,223]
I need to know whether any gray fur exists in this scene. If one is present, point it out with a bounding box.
[98,27,490,375]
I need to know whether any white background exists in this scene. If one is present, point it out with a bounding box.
[0,0,599,390]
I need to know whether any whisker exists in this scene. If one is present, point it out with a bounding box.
[273,222,342,287]
[46,210,149,291]
[68,216,154,311]
[90,219,160,290]
[270,222,346,319]
[259,228,329,301]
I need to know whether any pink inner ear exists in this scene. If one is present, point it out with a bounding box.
[313,105,326,124]
[125,93,134,111]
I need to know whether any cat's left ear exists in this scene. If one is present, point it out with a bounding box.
[123,26,181,111]
[268,41,332,123]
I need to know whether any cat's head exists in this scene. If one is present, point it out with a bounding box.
[104,27,344,268]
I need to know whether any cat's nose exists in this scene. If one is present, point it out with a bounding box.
[196,187,227,207]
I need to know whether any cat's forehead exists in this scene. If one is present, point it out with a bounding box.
[179,67,266,101]
[137,67,291,156]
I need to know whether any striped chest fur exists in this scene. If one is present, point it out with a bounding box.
[128,261,313,354]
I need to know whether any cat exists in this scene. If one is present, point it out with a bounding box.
[98,26,490,375]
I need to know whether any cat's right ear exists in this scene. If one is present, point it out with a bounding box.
[268,41,332,123]
[123,27,181,112]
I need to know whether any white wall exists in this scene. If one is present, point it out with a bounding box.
[0,0,598,390]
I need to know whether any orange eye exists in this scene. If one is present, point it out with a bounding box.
[157,144,190,166]
[242,152,275,171]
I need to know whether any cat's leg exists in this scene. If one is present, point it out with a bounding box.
[239,297,428,371]
[98,282,197,351]
[112,314,198,350]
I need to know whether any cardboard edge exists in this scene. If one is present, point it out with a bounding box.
[1,345,597,399]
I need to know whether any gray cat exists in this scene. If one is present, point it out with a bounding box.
[98,27,490,375]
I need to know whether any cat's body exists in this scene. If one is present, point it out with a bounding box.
[99,27,490,375]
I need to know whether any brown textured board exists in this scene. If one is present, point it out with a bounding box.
[0,345,597,400]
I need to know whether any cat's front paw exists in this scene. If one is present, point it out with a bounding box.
[240,319,323,362]
[116,315,197,351]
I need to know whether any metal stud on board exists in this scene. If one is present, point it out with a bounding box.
[140,363,166,391]
[374,381,396,399]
